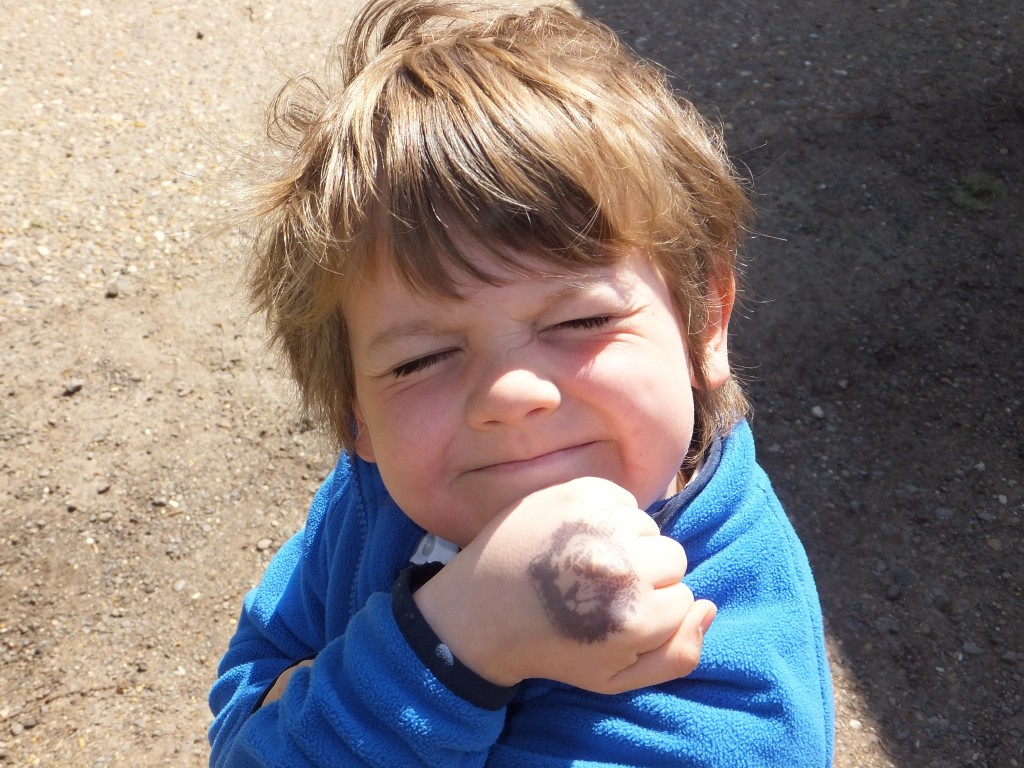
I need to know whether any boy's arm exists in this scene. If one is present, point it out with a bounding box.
[464,428,834,768]
[476,541,834,768]
[208,526,323,764]
[209,463,515,768]
[212,595,512,767]
[209,468,516,768]
[464,474,831,768]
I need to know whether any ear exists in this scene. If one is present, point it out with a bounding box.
[695,275,735,390]
[352,402,377,463]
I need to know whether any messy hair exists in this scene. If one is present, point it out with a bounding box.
[242,0,752,462]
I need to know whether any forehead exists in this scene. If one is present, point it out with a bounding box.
[341,247,678,354]
[343,247,623,324]
[348,226,631,302]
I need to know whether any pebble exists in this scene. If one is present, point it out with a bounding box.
[173,579,187,592]
[811,405,825,419]
[97,511,114,522]
[963,641,985,656]
[881,617,900,634]
[104,279,120,298]
[62,380,84,397]
[849,718,863,730]
[931,587,951,611]
[256,538,273,551]
[894,568,916,586]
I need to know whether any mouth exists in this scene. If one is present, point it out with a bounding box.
[469,442,598,474]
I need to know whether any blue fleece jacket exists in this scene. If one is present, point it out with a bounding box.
[209,421,834,766]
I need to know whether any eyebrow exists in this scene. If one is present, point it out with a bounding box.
[364,276,613,356]
[366,318,452,356]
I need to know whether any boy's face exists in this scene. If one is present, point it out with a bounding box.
[346,248,731,548]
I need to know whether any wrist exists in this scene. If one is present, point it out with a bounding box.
[392,563,520,707]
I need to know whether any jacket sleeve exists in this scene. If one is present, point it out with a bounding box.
[487,465,833,767]
[207,465,508,768]
[485,552,831,766]
[488,585,832,768]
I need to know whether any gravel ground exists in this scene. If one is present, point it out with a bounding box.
[1,1,1021,766]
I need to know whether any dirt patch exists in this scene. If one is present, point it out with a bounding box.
[1,1,1021,766]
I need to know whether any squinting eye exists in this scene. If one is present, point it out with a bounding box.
[559,315,611,330]
[391,349,457,378]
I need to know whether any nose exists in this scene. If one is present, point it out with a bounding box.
[464,363,561,429]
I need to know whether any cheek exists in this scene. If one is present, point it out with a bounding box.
[584,341,691,414]
[393,388,459,442]
[586,355,694,491]
[364,388,458,474]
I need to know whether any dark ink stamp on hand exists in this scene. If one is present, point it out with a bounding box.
[528,521,639,644]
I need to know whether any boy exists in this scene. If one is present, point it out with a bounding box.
[209,0,835,765]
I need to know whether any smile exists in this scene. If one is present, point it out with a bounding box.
[470,442,598,474]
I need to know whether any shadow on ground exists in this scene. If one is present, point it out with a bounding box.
[575,1,1024,765]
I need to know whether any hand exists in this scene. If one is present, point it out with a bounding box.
[259,658,314,707]
[412,477,717,694]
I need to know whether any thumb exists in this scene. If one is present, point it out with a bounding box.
[604,598,718,694]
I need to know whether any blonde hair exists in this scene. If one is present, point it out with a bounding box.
[242,0,752,462]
